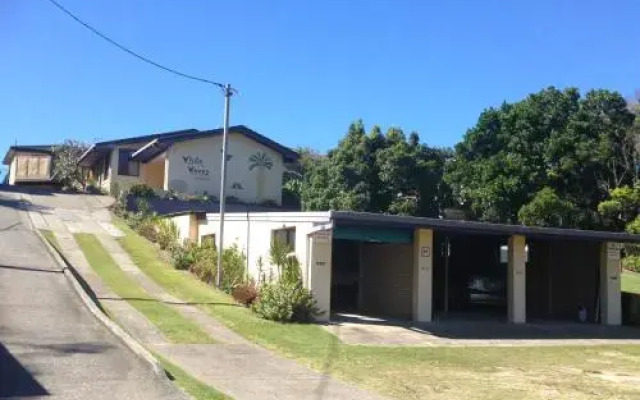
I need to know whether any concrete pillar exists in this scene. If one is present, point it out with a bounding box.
[600,242,622,326]
[508,235,526,324]
[412,228,433,322]
[308,229,333,322]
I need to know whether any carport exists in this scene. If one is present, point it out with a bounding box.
[305,211,640,325]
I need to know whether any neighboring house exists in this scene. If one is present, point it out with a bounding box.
[2,145,58,186]
[77,125,298,205]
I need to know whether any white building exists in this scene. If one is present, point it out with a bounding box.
[170,209,633,325]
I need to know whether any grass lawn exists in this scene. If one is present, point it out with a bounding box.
[74,233,215,344]
[115,219,640,400]
[622,270,640,294]
[155,353,231,400]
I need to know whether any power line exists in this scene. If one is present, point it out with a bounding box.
[45,0,224,88]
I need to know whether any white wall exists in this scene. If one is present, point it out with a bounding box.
[8,156,17,185]
[199,212,331,285]
[165,133,286,204]
[107,145,146,194]
[170,214,193,244]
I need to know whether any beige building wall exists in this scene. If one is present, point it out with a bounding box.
[105,145,146,194]
[600,242,622,326]
[9,153,52,183]
[140,155,165,190]
[9,156,17,185]
[166,133,285,204]
[508,234,527,324]
[199,212,331,287]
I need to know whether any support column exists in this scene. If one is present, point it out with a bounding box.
[308,229,333,322]
[508,235,526,324]
[600,242,622,326]
[413,228,433,322]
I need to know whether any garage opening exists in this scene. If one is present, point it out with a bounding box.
[433,233,510,320]
[330,226,413,319]
[526,239,599,322]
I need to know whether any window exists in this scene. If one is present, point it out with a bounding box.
[200,234,216,247]
[272,227,296,251]
[118,149,139,176]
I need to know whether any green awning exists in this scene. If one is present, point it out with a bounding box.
[333,226,413,244]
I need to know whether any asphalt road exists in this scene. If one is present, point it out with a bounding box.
[0,190,185,399]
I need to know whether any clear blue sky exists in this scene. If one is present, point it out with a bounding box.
[2,0,639,179]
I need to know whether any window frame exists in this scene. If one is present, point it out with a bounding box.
[272,227,296,252]
[118,149,140,177]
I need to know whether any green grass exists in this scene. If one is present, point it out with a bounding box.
[40,229,62,253]
[623,270,640,294]
[114,219,640,400]
[155,353,231,400]
[73,233,215,344]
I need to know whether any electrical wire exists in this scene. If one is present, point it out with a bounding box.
[45,0,225,88]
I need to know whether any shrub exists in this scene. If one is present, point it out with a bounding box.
[129,183,157,198]
[136,217,159,243]
[221,244,246,293]
[252,281,320,322]
[189,240,217,283]
[232,281,258,306]
[170,242,199,270]
[156,219,178,250]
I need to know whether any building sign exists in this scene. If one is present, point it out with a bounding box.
[182,156,210,180]
[420,246,431,258]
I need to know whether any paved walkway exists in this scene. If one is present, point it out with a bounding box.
[22,190,386,400]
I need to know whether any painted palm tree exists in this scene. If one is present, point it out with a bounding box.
[248,152,274,201]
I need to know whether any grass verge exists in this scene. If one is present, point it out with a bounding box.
[623,270,640,294]
[114,219,640,400]
[74,233,215,344]
[155,353,231,400]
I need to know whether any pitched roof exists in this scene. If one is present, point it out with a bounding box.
[3,145,58,165]
[79,125,298,166]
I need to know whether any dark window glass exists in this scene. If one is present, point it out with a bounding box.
[118,149,139,176]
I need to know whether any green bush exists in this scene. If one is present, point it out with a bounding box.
[623,256,640,273]
[136,217,159,243]
[170,242,199,270]
[221,244,246,293]
[156,219,178,250]
[252,281,320,322]
[189,240,217,283]
[129,183,157,198]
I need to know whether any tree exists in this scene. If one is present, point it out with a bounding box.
[297,121,451,217]
[517,187,576,227]
[52,140,88,190]
[445,87,636,228]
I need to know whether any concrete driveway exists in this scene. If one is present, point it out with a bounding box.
[0,187,186,399]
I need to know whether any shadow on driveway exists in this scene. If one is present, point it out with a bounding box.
[0,342,49,398]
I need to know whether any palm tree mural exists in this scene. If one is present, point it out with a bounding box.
[248,152,274,201]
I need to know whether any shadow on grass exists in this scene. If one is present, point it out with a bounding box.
[97,296,242,307]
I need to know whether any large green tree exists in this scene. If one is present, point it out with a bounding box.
[293,121,450,217]
[445,87,636,228]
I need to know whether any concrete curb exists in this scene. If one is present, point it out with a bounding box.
[33,227,168,379]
